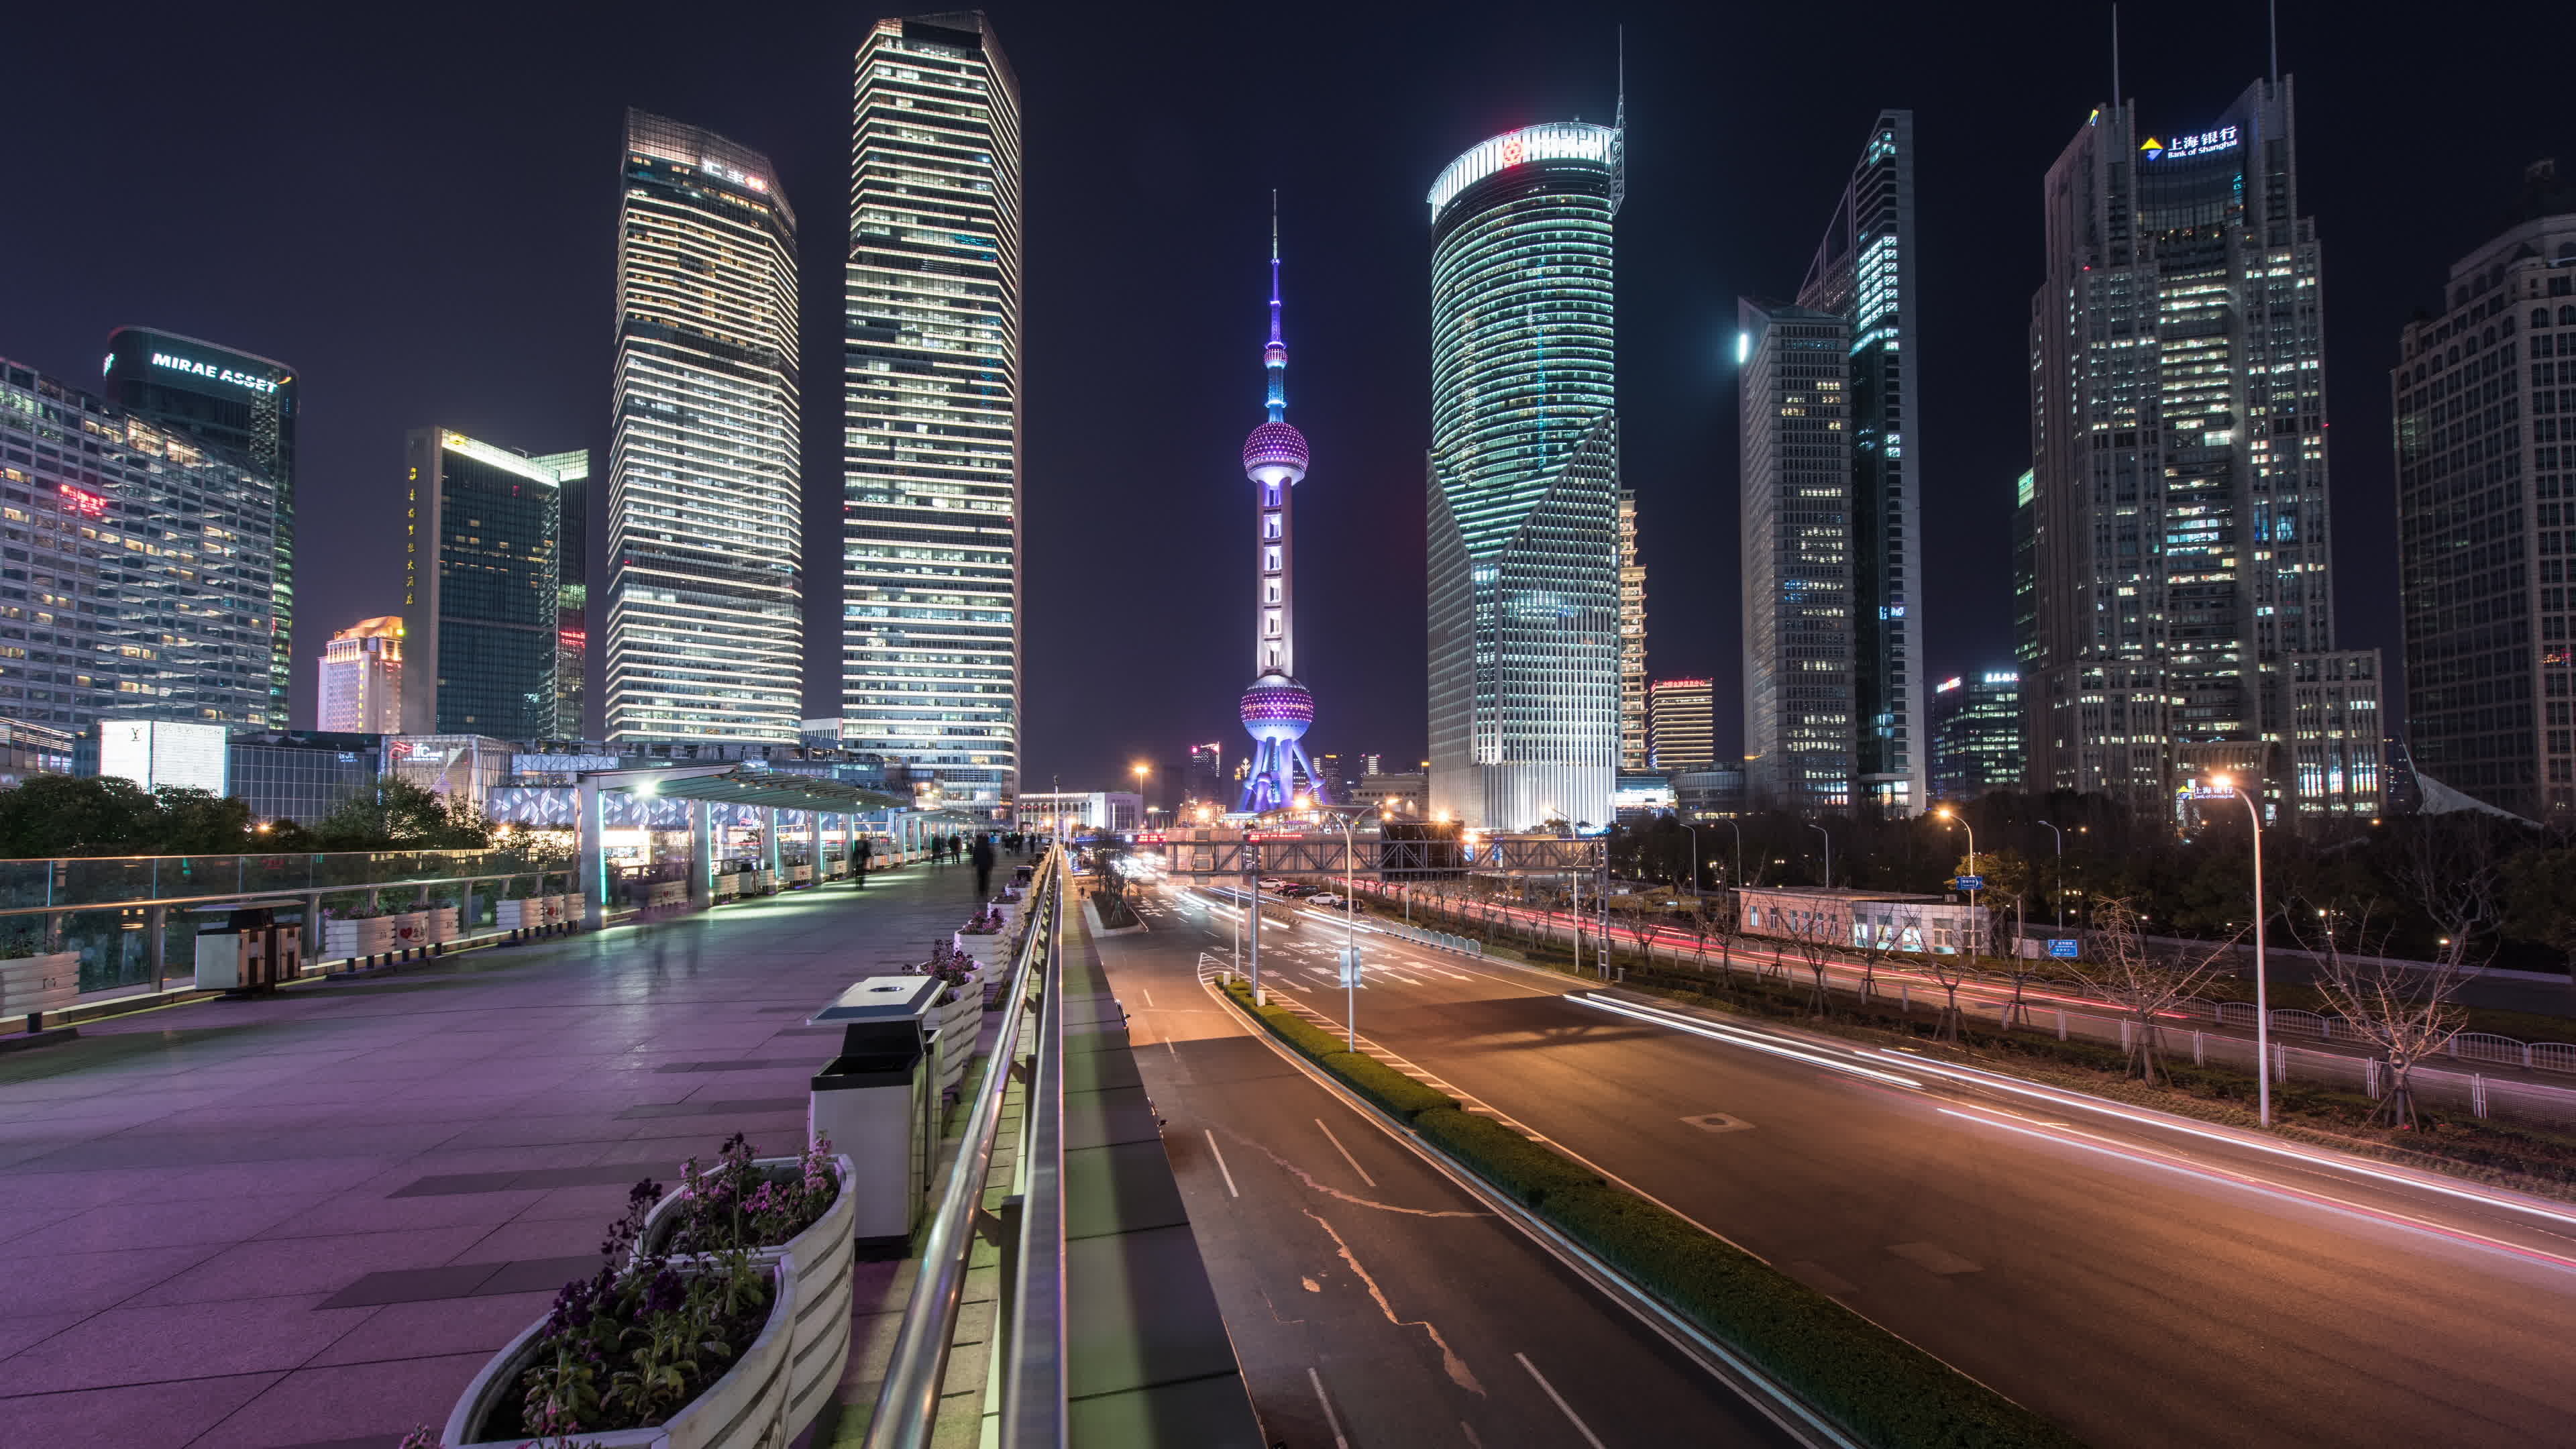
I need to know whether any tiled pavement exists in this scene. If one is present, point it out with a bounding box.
[0,859,1006,1449]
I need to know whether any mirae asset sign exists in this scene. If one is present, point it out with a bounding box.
[150,352,282,394]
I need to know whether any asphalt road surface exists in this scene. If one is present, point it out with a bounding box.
[1091,892,1798,1449]
[1150,883,2576,1448]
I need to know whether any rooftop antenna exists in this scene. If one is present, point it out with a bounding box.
[2267,0,2279,87]
[2110,3,2122,115]
[1608,25,1629,216]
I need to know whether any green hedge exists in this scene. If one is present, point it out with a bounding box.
[1217,975,2080,1447]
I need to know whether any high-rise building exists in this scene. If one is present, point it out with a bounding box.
[0,359,280,730]
[1183,741,1224,806]
[1738,300,1855,812]
[1426,119,1624,831]
[1930,671,2023,802]
[1618,489,1649,770]
[606,109,802,744]
[402,429,571,739]
[2022,78,2380,819]
[844,14,1022,817]
[535,448,589,738]
[1648,677,1715,772]
[101,328,295,725]
[2394,160,2576,819]
[317,616,403,733]
[1236,209,1327,813]
[1798,112,1927,816]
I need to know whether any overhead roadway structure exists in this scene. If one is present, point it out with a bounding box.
[574,765,909,927]
[1155,832,1603,879]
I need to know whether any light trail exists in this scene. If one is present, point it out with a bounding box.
[1566,994,1925,1089]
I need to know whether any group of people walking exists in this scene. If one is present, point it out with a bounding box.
[850,828,1038,898]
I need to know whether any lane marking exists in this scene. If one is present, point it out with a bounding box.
[1204,1128,1240,1197]
[1316,1117,1378,1187]
[1307,1366,1352,1449]
[1570,994,1926,1089]
[1516,1352,1607,1449]
[1140,986,1155,1007]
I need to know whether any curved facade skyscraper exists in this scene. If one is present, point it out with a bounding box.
[606,109,802,743]
[1424,121,1623,830]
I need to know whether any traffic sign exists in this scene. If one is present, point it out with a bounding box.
[1953,875,1985,891]
[1338,946,1364,986]
[2046,938,2080,959]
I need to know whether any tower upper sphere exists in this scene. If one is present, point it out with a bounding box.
[1243,421,1308,486]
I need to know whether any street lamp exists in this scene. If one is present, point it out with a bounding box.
[1680,822,1701,897]
[1808,822,1833,888]
[2206,773,2273,1127]
[1721,816,1742,888]
[1934,806,1978,954]
[2035,818,2065,930]
[1330,811,1360,1050]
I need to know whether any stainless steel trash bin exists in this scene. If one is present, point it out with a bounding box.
[808,977,943,1242]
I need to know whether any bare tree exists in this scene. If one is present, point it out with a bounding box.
[2067,899,2239,1085]
[2296,906,2475,1130]
[1772,901,1844,1016]
[2387,814,2514,970]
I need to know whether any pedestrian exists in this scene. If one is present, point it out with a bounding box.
[853,835,872,890]
[971,833,996,900]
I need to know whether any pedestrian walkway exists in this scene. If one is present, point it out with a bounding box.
[0,859,1006,1449]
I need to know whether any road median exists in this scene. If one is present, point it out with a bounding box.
[1216,977,2084,1449]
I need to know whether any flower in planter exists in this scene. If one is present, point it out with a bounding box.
[663,1133,841,1256]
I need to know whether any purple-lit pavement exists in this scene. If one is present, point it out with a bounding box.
[0,861,990,1449]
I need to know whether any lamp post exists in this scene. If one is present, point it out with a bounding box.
[1935,806,1978,955]
[2208,773,2272,1127]
[1680,822,1701,898]
[2035,818,2065,930]
[1332,812,1360,1050]
[1721,817,1742,888]
[1808,822,1833,888]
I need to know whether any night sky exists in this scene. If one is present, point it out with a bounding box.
[8,3,2569,801]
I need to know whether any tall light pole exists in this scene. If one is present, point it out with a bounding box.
[1680,822,1701,898]
[1332,811,1360,1050]
[1721,816,1742,888]
[1808,822,1833,888]
[1935,806,1978,954]
[2035,818,2065,930]
[2208,774,2271,1127]
[1132,762,1150,835]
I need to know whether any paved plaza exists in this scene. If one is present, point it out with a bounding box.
[0,860,1004,1448]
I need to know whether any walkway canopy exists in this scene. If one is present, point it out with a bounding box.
[573,765,908,926]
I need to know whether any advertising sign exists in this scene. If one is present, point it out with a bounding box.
[96,720,229,796]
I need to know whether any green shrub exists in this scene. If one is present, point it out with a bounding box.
[1318,1051,1456,1120]
[1413,1108,1603,1207]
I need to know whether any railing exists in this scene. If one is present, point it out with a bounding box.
[865,847,1065,1449]
[0,847,568,915]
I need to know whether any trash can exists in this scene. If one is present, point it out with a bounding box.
[193,907,303,991]
[808,976,945,1242]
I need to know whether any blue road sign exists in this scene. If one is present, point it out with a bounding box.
[1953,874,1985,891]
[2047,938,2080,959]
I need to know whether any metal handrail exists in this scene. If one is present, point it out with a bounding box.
[1003,853,1067,1447]
[863,847,1063,1449]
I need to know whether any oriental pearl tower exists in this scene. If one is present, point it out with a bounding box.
[1237,199,1326,814]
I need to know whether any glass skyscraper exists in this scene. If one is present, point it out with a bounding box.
[1425,121,1623,831]
[0,358,280,729]
[606,109,802,744]
[101,327,294,726]
[2022,78,2379,818]
[1931,670,2023,802]
[402,429,570,739]
[535,449,588,738]
[842,13,1022,818]
[1738,301,1856,812]
[2393,161,2576,818]
[1797,111,1925,816]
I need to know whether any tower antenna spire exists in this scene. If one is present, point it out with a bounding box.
[2110,3,2122,113]
[2267,0,2279,87]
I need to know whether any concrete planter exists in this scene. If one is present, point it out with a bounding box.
[323,917,396,959]
[930,985,982,1096]
[637,1155,855,1440]
[422,906,460,944]
[715,873,741,900]
[442,1255,796,1449]
[495,899,538,930]
[388,912,428,949]
[784,865,812,886]
[0,952,78,1018]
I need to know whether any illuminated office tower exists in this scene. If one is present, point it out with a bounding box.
[1798,111,1925,815]
[1617,489,1649,770]
[1425,119,1624,831]
[534,449,588,737]
[1931,670,2023,802]
[0,358,278,729]
[1648,677,1715,771]
[402,429,573,738]
[2024,78,2379,818]
[2394,160,2576,818]
[606,109,802,744]
[844,13,1022,816]
[1738,300,1855,812]
[318,616,403,733]
[101,328,294,726]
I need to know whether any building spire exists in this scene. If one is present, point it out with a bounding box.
[2267,0,2279,87]
[1265,190,1287,423]
[2110,3,2122,113]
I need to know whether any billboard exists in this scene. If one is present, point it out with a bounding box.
[96,720,229,796]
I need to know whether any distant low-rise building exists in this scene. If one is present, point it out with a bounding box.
[1735,884,1988,955]
[1672,767,1746,821]
[1016,790,1142,834]
[229,731,386,826]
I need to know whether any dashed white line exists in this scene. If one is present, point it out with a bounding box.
[1307,1366,1352,1449]
[1314,1118,1377,1188]
[1516,1352,1607,1449]
[1204,1129,1240,1197]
